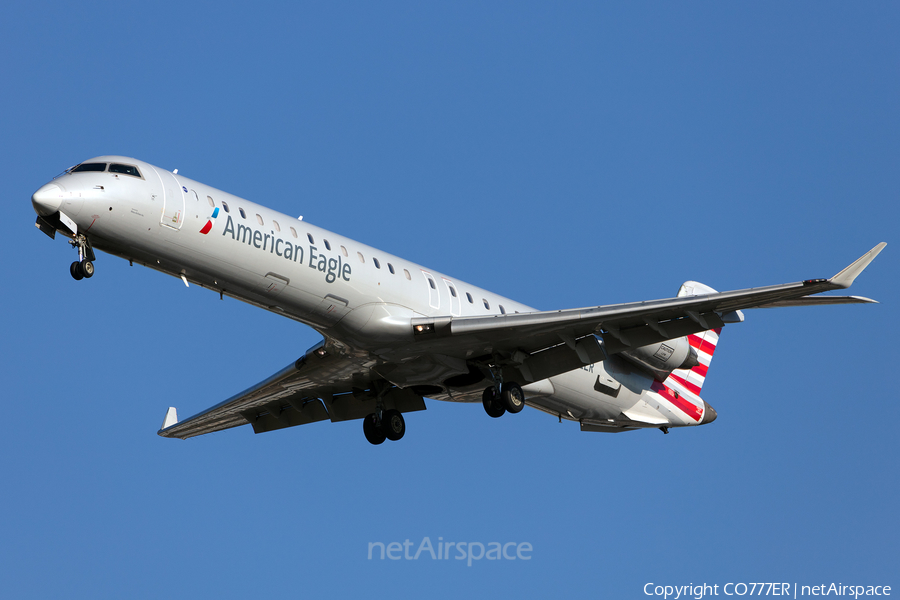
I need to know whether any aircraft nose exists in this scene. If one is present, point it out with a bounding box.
[32,183,63,216]
[700,401,717,424]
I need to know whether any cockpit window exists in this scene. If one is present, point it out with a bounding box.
[71,163,107,173]
[109,163,142,178]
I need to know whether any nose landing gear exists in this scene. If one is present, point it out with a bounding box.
[68,234,96,281]
[70,259,94,280]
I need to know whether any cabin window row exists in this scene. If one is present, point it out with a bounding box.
[209,200,314,244]
[430,280,506,314]
[207,198,507,298]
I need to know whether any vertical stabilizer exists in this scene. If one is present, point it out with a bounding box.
[666,327,721,397]
[666,281,731,397]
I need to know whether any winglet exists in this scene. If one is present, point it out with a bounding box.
[161,407,178,430]
[830,243,886,289]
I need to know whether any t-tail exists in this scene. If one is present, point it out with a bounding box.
[653,281,739,428]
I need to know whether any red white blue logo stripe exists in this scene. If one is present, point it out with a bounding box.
[200,206,219,235]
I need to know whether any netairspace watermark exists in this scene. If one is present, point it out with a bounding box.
[644,583,891,600]
[368,537,532,567]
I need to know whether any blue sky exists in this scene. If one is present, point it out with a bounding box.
[2,2,897,598]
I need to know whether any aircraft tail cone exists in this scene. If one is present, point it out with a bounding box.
[701,402,717,424]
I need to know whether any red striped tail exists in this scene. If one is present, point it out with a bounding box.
[666,328,722,396]
[664,281,727,397]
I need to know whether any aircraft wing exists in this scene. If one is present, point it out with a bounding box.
[157,341,426,439]
[408,243,885,382]
[159,243,883,439]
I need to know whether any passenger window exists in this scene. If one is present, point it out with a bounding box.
[307,233,314,244]
[449,287,457,297]
[358,252,365,263]
[272,220,280,232]
[483,299,490,310]
[324,240,331,250]
[429,278,436,290]
[341,246,348,257]
[388,263,395,274]
[207,196,215,207]
[222,201,230,213]
[192,190,199,201]
[256,214,264,226]
[239,208,246,219]
[404,269,411,280]
[373,258,381,269]
[466,292,474,303]
[290,227,297,238]
[499,305,506,314]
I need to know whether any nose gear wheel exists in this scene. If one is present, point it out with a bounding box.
[68,234,96,281]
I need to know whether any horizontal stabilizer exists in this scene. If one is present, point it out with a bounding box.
[161,407,178,431]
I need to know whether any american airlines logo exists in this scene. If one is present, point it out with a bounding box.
[218,215,351,283]
[199,207,219,234]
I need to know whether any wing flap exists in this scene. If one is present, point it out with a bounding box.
[241,398,330,434]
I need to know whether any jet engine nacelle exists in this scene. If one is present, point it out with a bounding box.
[620,336,699,382]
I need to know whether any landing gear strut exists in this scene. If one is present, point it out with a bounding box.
[362,409,406,445]
[68,234,96,281]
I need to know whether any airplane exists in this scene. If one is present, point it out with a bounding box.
[30,156,885,444]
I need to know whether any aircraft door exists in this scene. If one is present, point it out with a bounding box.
[421,270,439,310]
[443,278,461,316]
[160,171,184,230]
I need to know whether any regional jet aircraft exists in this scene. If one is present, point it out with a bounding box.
[31,156,885,444]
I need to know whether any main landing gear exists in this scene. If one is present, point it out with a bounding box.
[363,409,406,445]
[482,382,525,418]
[68,234,96,281]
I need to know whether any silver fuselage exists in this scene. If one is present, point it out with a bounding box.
[32,156,711,432]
